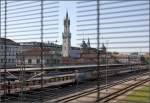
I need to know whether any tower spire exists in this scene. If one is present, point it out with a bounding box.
[62,11,71,58]
[102,43,106,53]
[66,10,68,18]
[87,38,90,48]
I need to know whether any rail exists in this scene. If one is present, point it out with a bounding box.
[47,73,149,103]
[99,77,149,103]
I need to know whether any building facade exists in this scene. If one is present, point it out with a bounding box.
[19,42,61,67]
[0,38,20,68]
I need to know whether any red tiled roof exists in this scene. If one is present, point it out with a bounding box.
[24,48,53,56]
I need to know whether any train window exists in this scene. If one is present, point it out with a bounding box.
[66,76,69,80]
[61,77,64,81]
[30,81,33,86]
[44,80,47,84]
[66,76,70,80]
[32,80,35,85]
[62,77,64,81]
[38,80,41,84]
[29,81,32,86]
[13,84,16,89]
[51,78,56,82]
[69,76,72,79]
[54,78,57,82]
[58,77,61,81]
[16,83,20,88]
[2,84,5,90]
[57,77,61,81]
[49,78,52,83]
[34,80,39,85]
[56,77,59,81]
[26,82,29,86]
[71,76,74,79]
[64,76,67,80]
[13,84,17,89]
[11,84,14,89]
[35,80,38,85]
[50,78,53,82]
[55,77,59,82]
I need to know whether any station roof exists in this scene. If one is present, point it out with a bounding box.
[0,64,126,73]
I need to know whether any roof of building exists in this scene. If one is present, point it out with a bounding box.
[0,38,19,46]
[20,41,81,51]
[23,48,53,56]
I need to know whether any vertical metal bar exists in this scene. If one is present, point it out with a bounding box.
[40,1,44,102]
[0,1,1,102]
[148,0,150,102]
[0,0,2,38]
[96,0,100,102]
[20,49,25,102]
[3,0,7,102]
[106,41,108,94]
[40,0,44,90]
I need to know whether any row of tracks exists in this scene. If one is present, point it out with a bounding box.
[49,73,149,103]
[100,77,149,103]
[1,72,149,103]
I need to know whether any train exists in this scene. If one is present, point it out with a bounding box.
[0,64,148,96]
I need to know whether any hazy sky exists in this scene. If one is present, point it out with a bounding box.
[76,0,149,52]
[0,0,149,53]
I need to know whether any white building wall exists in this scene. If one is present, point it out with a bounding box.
[0,44,20,68]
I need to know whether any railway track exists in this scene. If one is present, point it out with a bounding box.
[47,73,149,103]
[2,72,148,103]
[99,77,149,103]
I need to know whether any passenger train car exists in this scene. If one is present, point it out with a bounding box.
[0,64,148,96]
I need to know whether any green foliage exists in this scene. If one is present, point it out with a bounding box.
[120,86,149,103]
[144,58,150,64]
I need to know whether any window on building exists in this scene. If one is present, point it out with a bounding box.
[8,59,11,63]
[28,59,32,64]
[1,46,3,50]
[12,59,14,63]
[1,59,3,63]
[46,59,50,64]
[36,59,40,64]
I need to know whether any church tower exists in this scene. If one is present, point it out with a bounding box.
[62,12,71,57]
[87,38,91,48]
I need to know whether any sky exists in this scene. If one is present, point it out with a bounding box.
[76,1,149,52]
[0,0,149,53]
[1,1,77,45]
[59,1,77,46]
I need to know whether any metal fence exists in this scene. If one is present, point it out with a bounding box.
[0,0,150,103]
